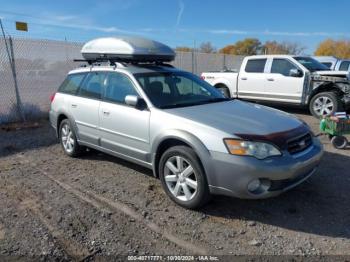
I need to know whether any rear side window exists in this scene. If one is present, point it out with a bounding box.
[339,61,350,71]
[58,73,85,95]
[322,62,333,69]
[104,72,138,104]
[245,59,267,73]
[78,72,106,99]
[271,59,298,76]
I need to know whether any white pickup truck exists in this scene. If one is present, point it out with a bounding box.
[201,55,350,117]
[313,56,350,71]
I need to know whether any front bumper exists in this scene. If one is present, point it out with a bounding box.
[207,137,323,199]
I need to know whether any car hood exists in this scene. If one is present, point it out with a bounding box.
[315,70,350,79]
[166,100,304,136]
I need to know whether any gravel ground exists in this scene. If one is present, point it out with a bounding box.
[0,108,350,260]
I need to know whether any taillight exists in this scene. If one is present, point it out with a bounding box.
[200,75,205,80]
[50,92,56,103]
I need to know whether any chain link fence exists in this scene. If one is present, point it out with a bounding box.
[0,37,244,124]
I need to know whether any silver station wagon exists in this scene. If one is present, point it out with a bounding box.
[50,37,323,209]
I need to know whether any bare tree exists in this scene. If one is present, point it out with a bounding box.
[175,46,193,52]
[263,41,305,55]
[199,42,216,53]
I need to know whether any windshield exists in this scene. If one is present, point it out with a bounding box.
[134,71,229,109]
[294,56,329,72]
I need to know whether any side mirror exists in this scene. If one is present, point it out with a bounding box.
[289,68,303,77]
[125,95,147,110]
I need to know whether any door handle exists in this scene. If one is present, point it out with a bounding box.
[71,104,77,108]
[241,77,247,80]
[267,78,274,81]
[102,110,110,116]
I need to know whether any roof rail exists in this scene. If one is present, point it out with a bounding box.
[73,58,174,68]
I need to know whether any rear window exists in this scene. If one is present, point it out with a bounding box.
[245,59,267,73]
[339,61,350,71]
[58,73,85,95]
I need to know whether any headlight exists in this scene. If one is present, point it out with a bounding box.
[224,139,281,159]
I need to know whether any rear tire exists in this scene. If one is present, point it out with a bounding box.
[158,146,211,209]
[331,136,348,149]
[309,91,343,118]
[59,119,83,157]
[216,85,231,98]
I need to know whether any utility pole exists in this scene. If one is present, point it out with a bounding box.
[192,40,197,75]
[64,36,69,65]
[0,18,25,121]
[223,53,226,71]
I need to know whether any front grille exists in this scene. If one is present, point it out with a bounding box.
[287,133,312,154]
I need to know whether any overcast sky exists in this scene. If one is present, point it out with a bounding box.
[0,0,349,53]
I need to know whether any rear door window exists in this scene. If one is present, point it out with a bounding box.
[271,59,298,76]
[339,61,350,71]
[58,73,86,95]
[245,59,267,73]
[78,72,106,99]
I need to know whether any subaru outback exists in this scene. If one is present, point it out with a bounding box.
[49,37,323,209]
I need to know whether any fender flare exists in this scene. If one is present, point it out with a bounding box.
[211,79,233,97]
[55,110,80,140]
[307,83,344,105]
[212,79,231,89]
[151,129,215,185]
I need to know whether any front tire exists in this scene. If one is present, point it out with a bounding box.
[59,119,83,157]
[159,146,210,209]
[309,92,343,118]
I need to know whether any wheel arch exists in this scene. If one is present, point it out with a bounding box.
[214,83,229,89]
[57,114,67,129]
[151,130,213,183]
[308,82,343,104]
[56,111,79,140]
[212,79,231,90]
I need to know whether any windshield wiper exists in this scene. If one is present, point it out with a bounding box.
[203,97,231,103]
[160,102,200,109]
[159,97,230,109]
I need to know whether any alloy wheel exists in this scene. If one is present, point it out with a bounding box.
[61,123,75,153]
[313,96,334,116]
[163,156,198,201]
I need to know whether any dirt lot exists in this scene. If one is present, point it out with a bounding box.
[0,108,350,260]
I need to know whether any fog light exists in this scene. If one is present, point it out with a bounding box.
[247,179,261,193]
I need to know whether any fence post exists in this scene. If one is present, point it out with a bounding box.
[9,37,25,121]
[191,50,194,74]
[223,54,226,70]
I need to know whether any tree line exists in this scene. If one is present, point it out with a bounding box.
[175,38,350,59]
